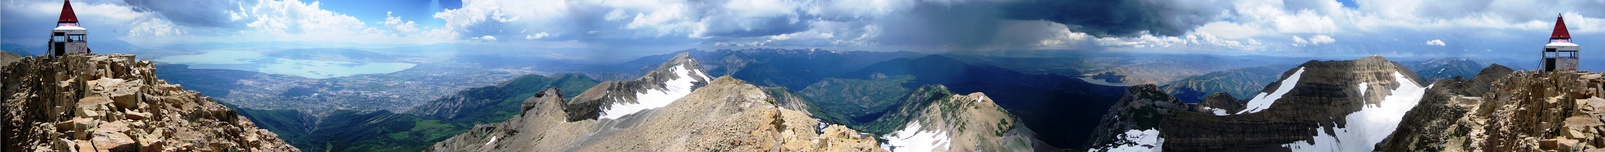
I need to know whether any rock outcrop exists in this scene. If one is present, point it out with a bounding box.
[1,54,297,151]
[1379,64,1605,152]
[427,76,882,151]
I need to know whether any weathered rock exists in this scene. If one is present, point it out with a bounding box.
[1,54,299,151]
[1564,139,1583,151]
[88,121,137,151]
[1380,64,1605,151]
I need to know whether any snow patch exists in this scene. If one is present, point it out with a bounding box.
[485,136,497,146]
[1358,82,1368,97]
[1281,71,1429,152]
[1239,67,1306,114]
[1088,129,1164,152]
[880,120,951,152]
[1203,107,1230,116]
[599,64,706,119]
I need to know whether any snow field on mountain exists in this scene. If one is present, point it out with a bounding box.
[1283,71,1429,152]
[881,120,952,152]
[601,64,707,119]
[1240,67,1306,114]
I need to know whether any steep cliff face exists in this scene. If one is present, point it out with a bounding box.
[1,54,297,151]
[427,76,883,151]
[1379,65,1605,152]
[1086,56,1431,151]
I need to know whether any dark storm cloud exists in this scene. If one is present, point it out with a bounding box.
[999,0,1227,37]
[124,0,243,28]
[696,14,812,38]
[873,2,1007,47]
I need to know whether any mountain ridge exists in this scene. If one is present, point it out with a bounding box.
[1087,56,1433,151]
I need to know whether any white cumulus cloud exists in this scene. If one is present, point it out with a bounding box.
[1424,39,1446,46]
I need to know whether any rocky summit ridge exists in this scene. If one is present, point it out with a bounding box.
[1377,64,1605,151]
[1087,55,1605,152]
[564,52,712,121]
[1,54,296,151]
[431,53,1037,152]
[428,76,883,151]
[1087,56,1432,151]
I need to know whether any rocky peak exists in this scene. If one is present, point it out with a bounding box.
[1239,55,1423,114]
[2,54,297,151]
[565,52,712,121]
[1085,84,1187,151]
[871,85,1037,151]
[430,76,883,151]
[1193,92,1243,115]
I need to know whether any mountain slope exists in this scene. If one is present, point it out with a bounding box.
[1087,56,1432,151]
[1403,58,1486,82]
[1161,64,1295,102]
[800,76,916,125]
[1374,64,1512,151]
[870,85,1038,151]
[846,54,1126,148]
[428,76,883,151]
[1378,65,1605,151]
[1084,85,1190,151]
[564,52,712,121]
[0,51,19,72]
[2,54,297,151]
[412,73,599,122]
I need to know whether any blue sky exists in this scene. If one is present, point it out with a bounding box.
[3,0,1604,61]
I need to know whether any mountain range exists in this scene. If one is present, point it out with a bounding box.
[430,53,1041,151]
[1084,56,1605,151]
[1088,56,1432,151]
[232,73,599,151]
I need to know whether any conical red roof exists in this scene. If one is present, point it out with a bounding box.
[58,0,77,23]
[1553,15,1570,39]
